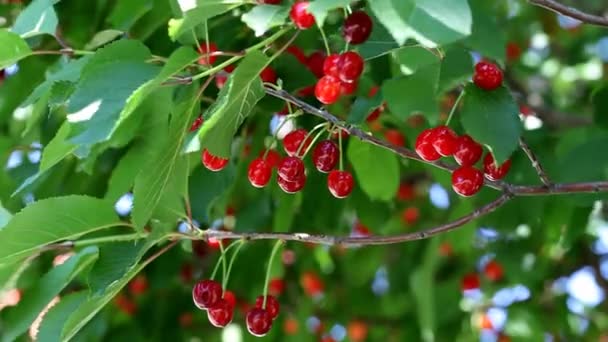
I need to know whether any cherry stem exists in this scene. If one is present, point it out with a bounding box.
[210,240,241,280]
[302,124,330,157]
[445,90,465,126]
[222,239,246,293]
[317,23,332,56]
[264,111,303,160]
[296,122,328,157]
[262,240,285,308]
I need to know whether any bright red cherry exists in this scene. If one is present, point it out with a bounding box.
[198,42,218,66]
[312,140,339,173]
[451,166,484,197]
[248,158,272,188]
[278,173,306,193]
[283,129,311,157]
[278,156,305,181]
[255,295,280,320]
[323,54,341,77]
[260,66,277,84]
[431,126,458,156]
[342,11,373,45]
[338,51,364,83]
[454,135,483,166]
[290,1,315,30]
[473,61,503,91]
[128,275,148,296]
[384,129,405,147]
[246,308,273,337]
[301,271,324,296]
[401,206,419,225]
[223,290,237,308]
[307,51,326,78]
[461,273,480,291]
[315,75,341,104]
[484,260,504,282]
[259,149,282,169]
[189,116,203,132]
[193,279,223,310]
[287,45,307,64]
[483,153,511,181]
[415,129,441,161]
[327,170,354,198]
[340,79,358,95]
[202,149,229,171]
[207,299,234,327]
[269,278,285,296]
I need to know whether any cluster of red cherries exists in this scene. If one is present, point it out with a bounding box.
[415,61,510,197]
[192,279,280,336]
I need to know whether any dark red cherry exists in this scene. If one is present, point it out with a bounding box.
[461,273,480,291]
[246,308,273,337]
[260,66,277,84]
[207,299,234,327]
[192,279,223,309]
[278,173,306,193]
[327,170,354,198]
[248,158,272,188]
[255,295,280,320]
[277,156,305,182]
[283,129,311,157]
[338,51,364,83]
[342,11,373,45]
[415,129,441,161]
[290,1,315,29]
[431,126,458,157]
[473,61,503,91]
[315,75,342,104]
[454,135,483,166]
[202,149,228,171]
[258,0,282,4]
[451,166,484,197]
[198,42,218,66]
[483,153,511,181]
[384,129,405,147]
[312,140,339,173]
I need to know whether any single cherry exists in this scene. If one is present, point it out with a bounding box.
[461,273,480,291]
[283,129,311,157]
[415,129,441,161]
[312,140,339,173]
[259,149,281,169]
[338,51,364,83]
[342,11,373,45]
[287,45,307,64]
[260,66,277,84]
[384,129,405,147]
[189,116,203,132]
[483,153,511,181]
[340,79,358,95]
[451,166,484,197]
[269,278,285,296]
[397,183,415,201]
[348,321,369,342]
[258,0,282,4]
[255,295,280,320]
[223,290,237,308]
[207,299,234,327]
[192,279,223,309]
[129,275,148,296]
[290,1,315,29]
[202,149,229,172]
[323,54,341,77]
[315,75,341,104]
[484,260,503,282]
[473,61,503,91]
[431,126,458,156]
[198,42,218,66]
[246,308,273,337]
[301,271,324,296]
[454,135,483,166]
[327,170,354,198]
[506,42,522,62]
[278,156,305,181]
[248,158,272,188]
[307,51,326,78]
[278,173,306,193]
[401,207,419,225]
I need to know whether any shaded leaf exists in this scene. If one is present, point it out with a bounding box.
[242,5,289,37]
[0,29,32,68]
[168,0,246,40]
[347,138,399,201]
[88,241,147,295]
[37,292,87,342]
[11,0,59,38]
[307,0,352,25]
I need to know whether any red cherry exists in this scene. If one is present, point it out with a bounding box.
[397,183,415,201]
[255,295,280,320]
[473,61,503,91]
[342,11,373,45]
[248,158,272,188]
[278,157,305,181]
[348,321,369,342]
[431,126,458,156]
[366,108,382,122]
[315,75,341,104]
[215,65,235,89]
[258,0,282,4]
[115,293,137,315]
[401,207,419,225]
[202,149,229,172]
[307,51,326,78]
[483,153,512,181]
[484,260,503,282]
[192,279,223,309]
[415,129,441,161]
[129,275,148,296]
[506,42,522,62]
[312,140,339,173]
[283,129,311,157]
[246,308,273,336]
[301,271,324,296]
[338,51,364,83]
[259,149,282,169]
[323,54,341,77]
[452,166,484,197]
[180,263,193,283]
[327,170,354,198]
[340,79,358,95]
[260,66,277,84]
[290,1,315,30]
[384,129,405,147]
[287,45,307,64]
[454,135,483,166]
[353,221,370,236]
[198,42,218,66]
[223,290,237,308]
[278,173,306,193]
[207,299,234,327]
[269,278,285,296]
[461,273,480,291]
[189,116,203,132]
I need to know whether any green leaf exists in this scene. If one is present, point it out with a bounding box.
[356,16,400,60]
[242,5,289,37]
[0,29,32,68]
[0,201,12,229]
[410,238,440,341]
[168,0,246,40]
[11,0,59,38]
[438,46,473,93]
[592,85,608,128]
[22,56,90,106]
[463,0,506,62]
[194,50,269,158]
[0,196,120,264]
[189,164,236,222]
[84,29,125,50]
[37,292,87,342]
[108,0,153,30]
[307,0,352,25]
[347,138,399,201]
[87,241,147,295]
[347,91,383,124]
[369,0,472,48]
[66,40,159,146]
[393,46,440,73]
[459,83,522,164]
[1,247,99,342]
[382,63,440,123]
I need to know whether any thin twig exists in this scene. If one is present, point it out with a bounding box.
[529,0,608,27]
[519,137,552,187]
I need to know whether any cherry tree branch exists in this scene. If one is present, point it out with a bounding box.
[529,0,608,27]
[519,137,553,187]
